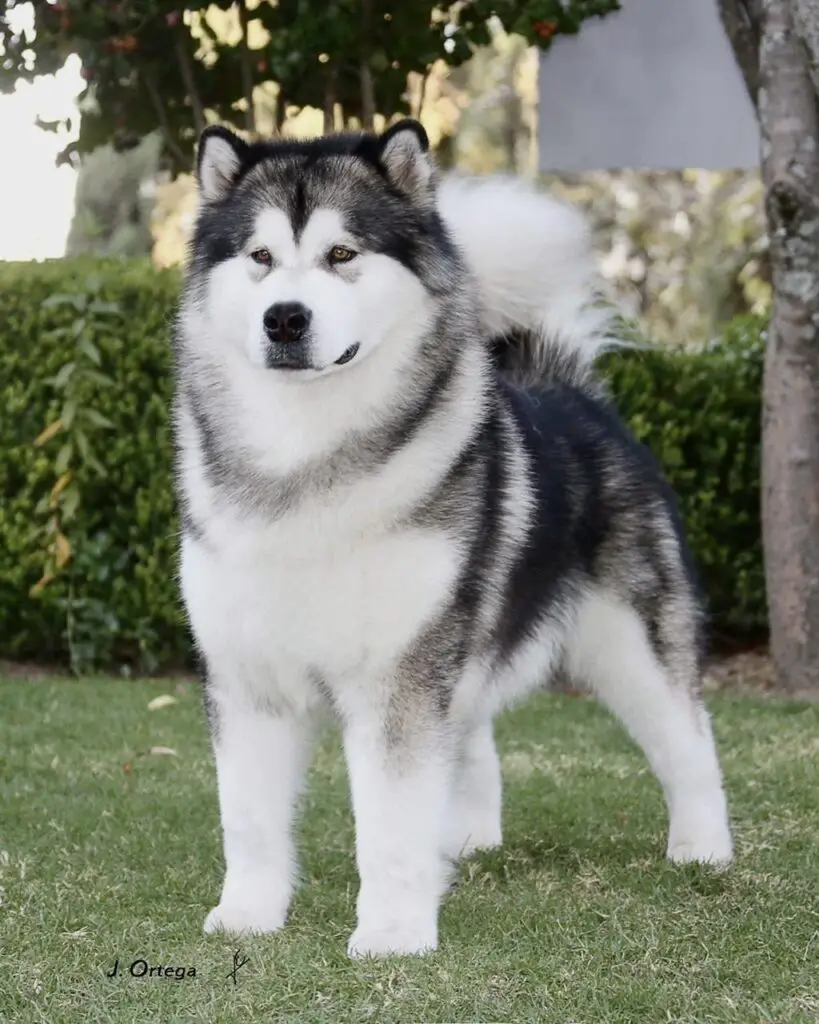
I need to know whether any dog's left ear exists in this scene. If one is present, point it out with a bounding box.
[377,119,434,202]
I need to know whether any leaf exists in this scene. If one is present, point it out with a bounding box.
[50,471,74,502]
[74,429,90,464]
[149,746,178,757]
[61,487,81,522]
[41,293,79,309]
[33,419,63,447]
[82,369,114,388]
[147,694,178,711]
[54,532,72,570]
[77,336,102,365]
[52,362,76,390]
[85,450,107,477]
[81,408,114,430]
[61,399,78,429]
[30,572,55,596]
[88,300,123,318]
[54,442,74,475]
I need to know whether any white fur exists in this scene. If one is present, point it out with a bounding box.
[201,205,436,375]
[565,591,733,865]
[438,174,615,360]
[198,134,243,203]
[180,172,731,959]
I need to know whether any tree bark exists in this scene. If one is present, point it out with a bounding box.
[237,0,256,134]
[716,0,762,104]
[758,0,819,692]
[792,0,819,97]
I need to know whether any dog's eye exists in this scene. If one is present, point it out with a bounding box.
[328,245,357,265]
[250,248,272,266]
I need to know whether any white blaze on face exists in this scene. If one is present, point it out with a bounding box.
[206,204,434,376]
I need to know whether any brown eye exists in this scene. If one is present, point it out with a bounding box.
[328,245,357,265]
[250,247,272,266]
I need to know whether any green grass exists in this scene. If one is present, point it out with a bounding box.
[1,678,817,1024]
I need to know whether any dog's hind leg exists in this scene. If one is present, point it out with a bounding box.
[565,591,733,866]
[442,717,503,859]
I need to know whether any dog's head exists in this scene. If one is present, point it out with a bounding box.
[184,120,464,379]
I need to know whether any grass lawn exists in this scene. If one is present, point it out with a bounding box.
[1,677,818,1024]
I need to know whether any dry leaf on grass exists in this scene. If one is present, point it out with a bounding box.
[147,694,178,711]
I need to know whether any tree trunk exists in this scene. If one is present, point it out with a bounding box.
[758,0,819,692]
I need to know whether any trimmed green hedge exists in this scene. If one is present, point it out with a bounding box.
[603,319,765,633]
[0,259,765,670]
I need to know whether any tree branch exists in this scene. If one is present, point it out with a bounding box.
[716,0,761,107]
[323,68,337,134]
[413,69,431,122]
[174,25,206,136]
[237,0,256,134]
[359,0,375,130]
[139,66,188,169]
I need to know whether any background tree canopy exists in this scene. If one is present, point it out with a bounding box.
[0,1,619,172]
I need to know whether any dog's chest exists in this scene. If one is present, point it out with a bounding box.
[182,517,460,690]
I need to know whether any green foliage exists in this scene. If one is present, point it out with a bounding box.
[0,1,620,171]
[0,261,765,671]
[602,316,766,633]
[0,258,184,670]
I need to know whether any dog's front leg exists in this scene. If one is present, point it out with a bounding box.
[342,700,452,958]
[204,694,313,936]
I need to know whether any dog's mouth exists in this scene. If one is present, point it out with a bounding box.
[265,342,361,374]
[334,343,360,366]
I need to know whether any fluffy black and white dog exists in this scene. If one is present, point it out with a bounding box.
[174,119,732,958]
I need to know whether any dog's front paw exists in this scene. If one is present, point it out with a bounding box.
[204,901,287,936]
[667,833,733,867]
[347,922,437,959]
[667,801,733,867]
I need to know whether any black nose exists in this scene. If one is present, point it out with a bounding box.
[263,302,311,344]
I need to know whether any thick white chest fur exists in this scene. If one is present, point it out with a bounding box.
[181,516,461,712]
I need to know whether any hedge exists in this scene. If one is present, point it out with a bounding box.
[0,259,765,671]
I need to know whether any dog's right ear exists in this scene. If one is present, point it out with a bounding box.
[196,125,249,202]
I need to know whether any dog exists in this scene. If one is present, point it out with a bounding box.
[173,118,733,958]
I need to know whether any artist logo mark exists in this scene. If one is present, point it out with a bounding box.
[227,949,249,987]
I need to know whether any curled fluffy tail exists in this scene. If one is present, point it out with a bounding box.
[438,174,618,390]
